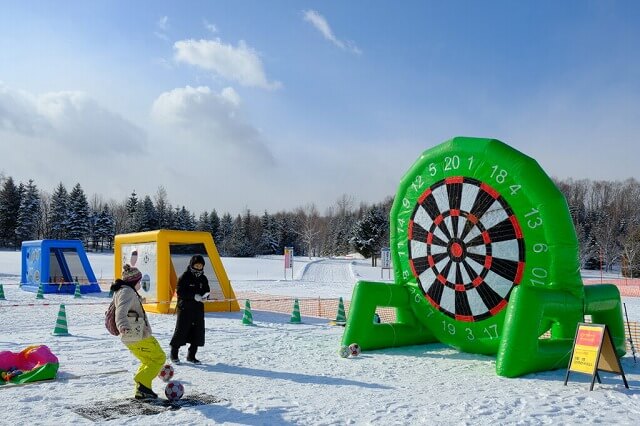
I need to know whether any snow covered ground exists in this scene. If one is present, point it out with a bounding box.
[1,250,640,425]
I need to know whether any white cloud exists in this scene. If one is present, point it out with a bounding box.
[0,83,146,155]
[303,10,362,55]
[0,85,48,135]
[174,39,281,90]
[157,16,169,31]
[150,85,274,166]
[154,16,169,41]
[0,83,147,202]
[204,20,218,34]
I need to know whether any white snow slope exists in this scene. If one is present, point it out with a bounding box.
[1,251,640,425]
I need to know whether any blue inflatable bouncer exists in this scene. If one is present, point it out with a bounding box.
[21,240,101,294]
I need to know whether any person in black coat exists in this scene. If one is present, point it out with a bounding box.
[169,255,210,364]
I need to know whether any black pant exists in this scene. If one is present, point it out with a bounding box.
[171,344,197,359]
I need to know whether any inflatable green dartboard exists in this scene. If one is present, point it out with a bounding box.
[390,137,581,355]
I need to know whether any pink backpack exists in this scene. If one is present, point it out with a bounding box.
[105,300,119,336]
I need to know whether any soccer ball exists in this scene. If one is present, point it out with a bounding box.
[338,345,350,358]
[164,381,184,401]
[158,364,174,382]
[348,343,361,356]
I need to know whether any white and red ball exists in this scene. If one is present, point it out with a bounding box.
[348,343,361,356]
[164,381,185,401]
[158,364,175,382]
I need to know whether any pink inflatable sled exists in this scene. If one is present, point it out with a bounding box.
[0,345,59,385]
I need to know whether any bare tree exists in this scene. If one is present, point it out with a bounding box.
[622,226,640,278]
[557,178,592,267]
[108,199,129,236]
[294,203,322,258]
[617,179,640,277]
[586,181,622,271]
[37,191,51,239]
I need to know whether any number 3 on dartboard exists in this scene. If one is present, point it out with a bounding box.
[465,328,475,340]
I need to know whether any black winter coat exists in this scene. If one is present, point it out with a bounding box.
[169,270,210,347]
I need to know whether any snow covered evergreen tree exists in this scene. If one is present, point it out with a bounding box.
[277,213,300,255]
[329,214,355,256]
[259,211,279,254]
[15,180,40,243]
[94,205,115,251]
[229,214,253,257]
[67,183,90,242]
[196,211,211,232]
[48,182,69,240]
[328,195,355,256]
[124,191,138,232]
[154,186,171,229]
[172,206,195,231]
[216,213,234,256]
[350,205,388,264]
[209,209,220,242]
[135,195,158,232]
[242,209,259,256]
[0,176,22,247]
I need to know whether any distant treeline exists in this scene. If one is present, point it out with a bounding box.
[0,172,391,262]
[0,172,638,276]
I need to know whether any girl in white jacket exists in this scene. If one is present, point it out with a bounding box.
[111,264,166,400]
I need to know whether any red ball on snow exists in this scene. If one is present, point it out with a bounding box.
[164,381,185,401]
[348,343,361,356]
[158,364,174,382]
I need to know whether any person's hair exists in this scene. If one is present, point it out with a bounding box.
[189,254,205,267]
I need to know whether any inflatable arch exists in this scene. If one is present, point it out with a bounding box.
[21,239,101,294]
[114,230,240,314]
[342,137,626,377]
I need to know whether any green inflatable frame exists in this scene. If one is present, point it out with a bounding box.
[342,137,625,377]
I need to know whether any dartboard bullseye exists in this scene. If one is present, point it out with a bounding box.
[408,177,525,322]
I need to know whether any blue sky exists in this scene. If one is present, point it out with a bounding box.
[1,1,639,215]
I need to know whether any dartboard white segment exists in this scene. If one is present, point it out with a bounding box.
[410,240,428,258]
[490,240,520,262]
[412,205,431,231]
[431,185,450,217]
[483,270,513,298]
[459,182,480,213]
[478,200,508,231]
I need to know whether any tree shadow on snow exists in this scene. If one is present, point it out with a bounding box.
[203,363,392,390]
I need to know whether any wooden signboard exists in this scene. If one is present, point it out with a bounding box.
[564,323,629,391]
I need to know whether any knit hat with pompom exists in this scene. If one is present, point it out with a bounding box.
[122,264,142,284]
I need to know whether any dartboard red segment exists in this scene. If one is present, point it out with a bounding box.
[407,177,525,322]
